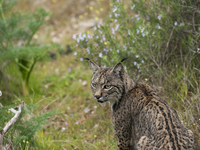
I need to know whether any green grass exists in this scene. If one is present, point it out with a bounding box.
[28,54,117,149]
[1,0,199,148]
[27,53,200,149]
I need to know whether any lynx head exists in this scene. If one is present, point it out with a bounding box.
[86,58,129,107]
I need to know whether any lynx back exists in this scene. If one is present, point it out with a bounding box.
[86,58,199,150]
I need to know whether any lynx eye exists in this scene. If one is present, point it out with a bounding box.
[91,83,96,88]
[104,85,111,89]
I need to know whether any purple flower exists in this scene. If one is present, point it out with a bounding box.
[65,122,68,126]
[68,68,71,73]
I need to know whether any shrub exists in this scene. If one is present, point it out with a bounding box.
[73,0,200,77]
[0,0,60,97]
[73,0,200,142]
[0,102,58,149]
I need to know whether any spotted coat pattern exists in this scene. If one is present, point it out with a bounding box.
[87,60,200,150]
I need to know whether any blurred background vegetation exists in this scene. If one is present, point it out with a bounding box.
[0,0,199,149]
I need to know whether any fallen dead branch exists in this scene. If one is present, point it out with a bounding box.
[0,101,24,150]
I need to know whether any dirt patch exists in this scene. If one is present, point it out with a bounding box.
[16,0,110,45]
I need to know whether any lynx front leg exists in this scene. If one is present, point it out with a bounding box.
[114,120,132,150]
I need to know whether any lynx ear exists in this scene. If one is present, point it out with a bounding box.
[84,58,100,73]
[111,62,124,76]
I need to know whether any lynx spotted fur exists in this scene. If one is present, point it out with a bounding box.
[86,58,199,150]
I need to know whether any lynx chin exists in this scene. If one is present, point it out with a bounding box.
[86,58,199,150]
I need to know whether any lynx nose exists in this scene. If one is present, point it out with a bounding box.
[95,95,101,100]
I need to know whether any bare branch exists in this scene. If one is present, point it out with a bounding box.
[3,101,24,134]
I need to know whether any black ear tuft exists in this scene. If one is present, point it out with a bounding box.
[84,58,90,61]
[85,58,100,74]
[120,57,129,63]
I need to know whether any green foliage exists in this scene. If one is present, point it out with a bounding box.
[73,0,200,76]
[0,103,58,149]
[72,0,200,143]
[0,0,61,96]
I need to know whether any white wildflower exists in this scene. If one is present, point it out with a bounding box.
[74,52,77,55]
[135,14,140,20]
[94,124,99,128]
[123,46,127,51]
[117,49,120,53]
[83,34,86,38]
[115,24,120,31]
[84,107,90,113]
[72,34,76,39]
[136,29,140,34]
[157,15,161,20]
[86,47,90,54]
[136,55,139,58]
[102,35,106,41]
[142,33,145,37]
[94,106,97,109]
[128,30,131,35]
[99,53,102,58]
[174,21,177,26]
[112,28,115,34]
[0,90,2,96]
[113,7,117,13]
[80,58,83,61]
[131,4,135,10]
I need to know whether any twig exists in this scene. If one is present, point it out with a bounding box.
[0,102,24,149]
[3,101,24,134]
